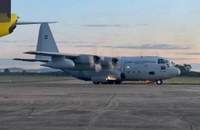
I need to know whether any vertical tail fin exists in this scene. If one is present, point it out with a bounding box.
[0,0,11,22]
[36,23,59,59]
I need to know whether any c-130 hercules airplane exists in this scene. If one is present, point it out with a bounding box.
[14,23,181,85]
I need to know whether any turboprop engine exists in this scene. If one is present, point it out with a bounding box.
[74,54,100,65]
[100,57,118,67]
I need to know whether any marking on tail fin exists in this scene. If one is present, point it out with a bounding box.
[44,35,48,39]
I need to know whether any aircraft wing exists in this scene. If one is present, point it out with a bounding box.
[24,51,80,60]
[13,58,49,62]
[16,21,57,25]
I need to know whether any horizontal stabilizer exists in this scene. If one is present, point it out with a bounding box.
[16,21,57,25]
[13,58,49,62]
[24,51,79,60]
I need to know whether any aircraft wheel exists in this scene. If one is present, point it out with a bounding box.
[107,81,114,84]
[93,81,100,84]
[101,82,107,84]
[115,81,122,84]
[155,79,162,85]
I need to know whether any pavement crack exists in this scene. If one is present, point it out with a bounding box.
[86,93,117,130]
[180,117,195,130]
[28,107,35,115]
[105,93,116,108]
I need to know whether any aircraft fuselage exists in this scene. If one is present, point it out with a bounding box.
[62,56,180,84]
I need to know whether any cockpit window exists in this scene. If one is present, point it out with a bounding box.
[158,59,165,64]
[165,60,169,64]
[165,60,170,67]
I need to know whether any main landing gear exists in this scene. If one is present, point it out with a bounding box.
[155,79,163,85]
[93,80,122,85]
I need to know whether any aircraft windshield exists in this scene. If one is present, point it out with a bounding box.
[158,59,171,65]
[165,60,169,64]
[158,59,165,64]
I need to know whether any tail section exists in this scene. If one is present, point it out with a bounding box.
[36,23,59,59]
[0,0,11,22]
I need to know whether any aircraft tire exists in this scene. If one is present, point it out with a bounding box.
[156,79,162,85]
[115,80,122,84]
[101,82,107,84]
[107,81,114,84]
[93,81,100,84]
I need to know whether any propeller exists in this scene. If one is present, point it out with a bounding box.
[89,55,102,72]
[90,41,119,72]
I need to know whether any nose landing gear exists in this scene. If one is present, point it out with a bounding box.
[93,81,100,84]
[155,79,163,85]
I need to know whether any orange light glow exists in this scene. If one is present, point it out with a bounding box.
[107,75,117,81]
[145,80,152,83]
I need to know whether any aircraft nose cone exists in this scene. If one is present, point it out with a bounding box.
[177,68,181,76]
[172,67,181,76]
[169,67,181,77]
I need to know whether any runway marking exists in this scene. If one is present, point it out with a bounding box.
[186,89,200,92]
[180,117,196,130]
[28,107,35,115]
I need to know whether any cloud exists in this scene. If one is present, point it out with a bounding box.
[84,23,148,28]
[135,24,148,26]
[17,42,190,50]
[84,24,131,28]
[72,44,190,50]
[0,40,35,44]
[27,45,36,47]
[167,58,195,61]
[180,53,200,55]
[74,45,95,48]
[103,44,190,50]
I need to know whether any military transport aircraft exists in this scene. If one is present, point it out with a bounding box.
[0,0,55,37]
[14,23,181,85]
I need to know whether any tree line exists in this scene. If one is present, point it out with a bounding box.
[173,63,200,77]
[1,64,200,77]
[1,68,68,77]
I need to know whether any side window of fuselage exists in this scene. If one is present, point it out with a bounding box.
[161,66,166,70]
[149,71,155,75]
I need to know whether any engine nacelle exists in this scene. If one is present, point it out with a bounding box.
[74,54,100,65]
[41,59,75,69]
[109,70,125,80]
[91,76,107,82]
[100,57,118,67]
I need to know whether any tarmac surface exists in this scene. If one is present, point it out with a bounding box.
[0,80,200,130]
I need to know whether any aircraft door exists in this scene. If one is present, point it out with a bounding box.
[159,65,167,78]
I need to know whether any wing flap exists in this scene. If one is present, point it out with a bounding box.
[16,21,57,25]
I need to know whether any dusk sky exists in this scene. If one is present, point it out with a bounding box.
[0,0,200,71]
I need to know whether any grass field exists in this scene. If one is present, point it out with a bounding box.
[0,75,200,84]
[124,77,200,85]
